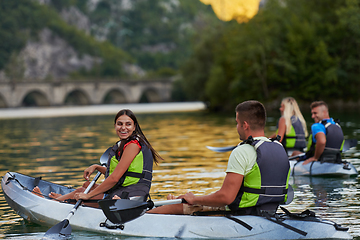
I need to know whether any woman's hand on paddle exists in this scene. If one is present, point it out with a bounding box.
[74,192,90,201]
[83,164,97,180]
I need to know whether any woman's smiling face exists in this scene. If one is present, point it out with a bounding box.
[114,114,136,139]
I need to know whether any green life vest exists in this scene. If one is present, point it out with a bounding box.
[109,150,145,187]
[105,138,153,189]
[276,116,306,151]
[228,137,290,211]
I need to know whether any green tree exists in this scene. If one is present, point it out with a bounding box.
[181,0,360,110]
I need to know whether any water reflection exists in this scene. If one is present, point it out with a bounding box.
[286,155,360,237]
[0,109,360,239]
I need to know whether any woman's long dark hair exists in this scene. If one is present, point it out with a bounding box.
[114,109,162,164]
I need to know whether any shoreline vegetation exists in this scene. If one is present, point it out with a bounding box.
[264,99,360,113]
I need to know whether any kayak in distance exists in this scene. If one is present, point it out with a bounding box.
[207,138,359,178]
[290,159,358,177]
[1,172,353,240]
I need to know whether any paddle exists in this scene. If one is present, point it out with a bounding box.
[288,153,305,161]
[99,188,294,225]
[206,138,358,153]
[99,198,186,225]
[43,147,111,239]
[206,144,237,152]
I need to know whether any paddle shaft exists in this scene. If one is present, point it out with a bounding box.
[288,153,305,160]
[66,170,102,218]
[44,147,110,237]
[153,198,186,207]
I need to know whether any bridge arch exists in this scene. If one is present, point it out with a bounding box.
[64,89,90,106]
[0,79,172,108]
[103,89,127,104]
[0,93,7,108]
[21,90,50,107]
[139,87,162,103]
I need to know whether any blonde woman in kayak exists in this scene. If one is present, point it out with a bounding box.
[270,97,308,154]
[33,109,162,206]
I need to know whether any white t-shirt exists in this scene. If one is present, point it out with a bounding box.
[226,137,271,176]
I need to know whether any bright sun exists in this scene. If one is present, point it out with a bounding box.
[199,0,261,23]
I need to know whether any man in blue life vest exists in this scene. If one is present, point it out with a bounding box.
[148,100,291,215]
[302,101,344,165]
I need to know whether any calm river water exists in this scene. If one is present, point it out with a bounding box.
[0,105,360,239]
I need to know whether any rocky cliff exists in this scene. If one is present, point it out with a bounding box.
[0,0,219,81]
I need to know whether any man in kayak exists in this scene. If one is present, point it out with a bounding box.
[149,100,291,215]
[297,101,344,165]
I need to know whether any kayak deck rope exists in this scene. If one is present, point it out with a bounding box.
[192,208,307,235]
[192,206,348,236]
[280,206,349,231]
[262,210,307,236]
[225,215,252,230]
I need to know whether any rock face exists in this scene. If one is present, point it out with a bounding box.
[19,28,102,80]
[60,6,91,35]
[0,2,144,81]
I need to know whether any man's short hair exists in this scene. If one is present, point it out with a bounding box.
[235,100,266,130]
[310,101,328,110]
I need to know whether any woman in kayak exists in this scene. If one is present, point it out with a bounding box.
[33,109,162,206]
[269,97,308,155]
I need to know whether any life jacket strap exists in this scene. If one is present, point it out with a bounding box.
[124,171,145,179]
[240,186,288,195]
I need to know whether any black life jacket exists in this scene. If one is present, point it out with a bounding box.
[228,136,290,212]
[306,119,344,163]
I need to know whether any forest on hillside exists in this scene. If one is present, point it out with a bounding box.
[0,0,219,79]
[177,0,360,110]
[1,0,360,110]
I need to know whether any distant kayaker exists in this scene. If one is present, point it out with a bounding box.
[33,109,162,206]
[294,101,344,165]
[148,100,291,215]
[269,97,308,155]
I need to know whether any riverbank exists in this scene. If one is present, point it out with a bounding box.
[0,102,207,119]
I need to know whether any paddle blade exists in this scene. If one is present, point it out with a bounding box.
[43,219,71,239]
[206,145,236,152]
[99,199,148,224]
[100,147,111,166]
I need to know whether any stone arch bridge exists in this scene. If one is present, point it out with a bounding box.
[0,79,173,108]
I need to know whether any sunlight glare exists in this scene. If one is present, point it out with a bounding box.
[199,0,261,23]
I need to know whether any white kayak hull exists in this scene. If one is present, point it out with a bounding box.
[290,160,358,177]
[1,172,353,239]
